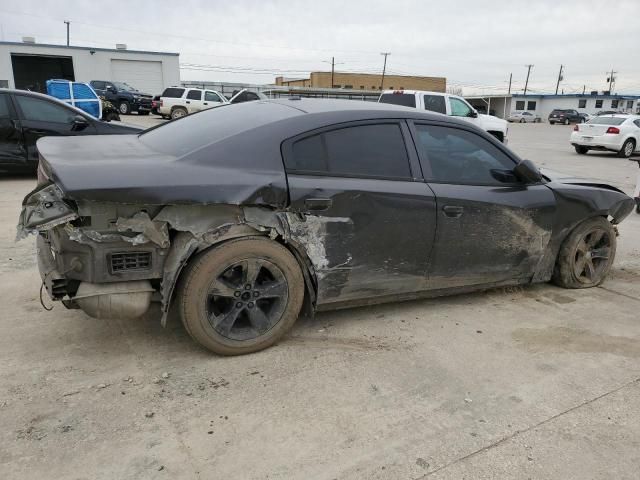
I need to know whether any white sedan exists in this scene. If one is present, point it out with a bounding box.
[570,114,640,157]
[507,111,541,123]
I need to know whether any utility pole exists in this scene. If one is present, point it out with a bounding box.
[507,72,512,95]
[64,21,70,46]
[607,69,617,94]
[582,85,586,94]
[380,52,391,90]
[555,64,563,95]
[322,57,344,88]
[523,64,533,95]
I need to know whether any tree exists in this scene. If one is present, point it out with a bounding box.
[446,86,464,96]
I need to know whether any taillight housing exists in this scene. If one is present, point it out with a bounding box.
[160,99,163,107]
[606,127,620,134]
[573,125,579,131]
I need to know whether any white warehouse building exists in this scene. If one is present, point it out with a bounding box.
[0,40,180,95]
[510,93,640,119]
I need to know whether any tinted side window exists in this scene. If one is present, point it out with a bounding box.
[0,94,11,118]
[91,81,106,90]
[449,98,472,117]
[423,95,446,114]
[15,95,75,123]
[289,124,411,179]
[186,90,202,100]
[379,93,416,108]
[635,120,640,128]
[204,91,222,102]
[162,87,185,98]
[414,125,516,184]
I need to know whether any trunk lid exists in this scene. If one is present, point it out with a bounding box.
[575,123,610,136]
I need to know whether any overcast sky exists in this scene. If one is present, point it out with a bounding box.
[1,0,639,94]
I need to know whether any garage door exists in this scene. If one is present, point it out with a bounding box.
[110,59,164,95]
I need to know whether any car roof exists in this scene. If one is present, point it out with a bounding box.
[596,114,639,119]
[0,88,93,116]
[380,89,446,96]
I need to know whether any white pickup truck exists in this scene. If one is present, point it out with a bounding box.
[379,90,509,143]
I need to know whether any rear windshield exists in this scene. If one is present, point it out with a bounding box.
[587,117,626,125]
[379,93,416,108]
[162,87,185,98]
[139,101,299,157]
[551,109,568,113]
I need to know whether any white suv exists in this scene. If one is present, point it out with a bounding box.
[379,90,509,143]
[158,87,228,119]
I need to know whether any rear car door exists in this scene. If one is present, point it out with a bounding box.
[0,92,27,167]
[283,120,437,305]
[185,89,203,113]
[13,93,97,165]
[411,122,556,288]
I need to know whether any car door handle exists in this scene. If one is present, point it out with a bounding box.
[304,198,332,211]
[442,205,464,217]
[203,102,208,105]
[186,101,190,104]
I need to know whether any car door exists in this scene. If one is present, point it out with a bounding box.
[283,120,437,305]
[410,121,557,289]
[203,90,225,110]
[13,93,97,165]
[0,92,27,167]
[449,96,481,127]
[91,81,106,97]
[185,89,203,113]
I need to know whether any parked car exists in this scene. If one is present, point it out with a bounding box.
[89,80,153,115]
[158,87,228,119]
[0,89,140,172]
[596,110,620,116]
[577,112,592,123]
[19,99,634,355]
[379,90,509,142]
[508,111,541,123]
[229,89,268,104]
[570,114,640,157]
[548,109,583,125]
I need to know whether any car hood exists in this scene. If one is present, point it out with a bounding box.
[478,113,507,129]
[540,168,626,194]
[36,134,288,207]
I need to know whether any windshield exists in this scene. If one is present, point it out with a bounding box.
[379,93,416,108]
[113,82,136,91]
[587,117,626,125]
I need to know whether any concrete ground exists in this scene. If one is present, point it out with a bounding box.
[1,119,639,480]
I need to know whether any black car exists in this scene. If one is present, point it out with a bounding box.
[19,99,634,355]
[548,109,583,125]
[89,80,153,115]
[0,89,140,172]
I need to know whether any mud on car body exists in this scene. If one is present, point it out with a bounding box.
[18,99,635,355]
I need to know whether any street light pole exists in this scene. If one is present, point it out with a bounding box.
[380,52,391,90]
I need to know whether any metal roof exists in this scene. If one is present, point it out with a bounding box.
[0,41,178,56]
[512,93,640,99]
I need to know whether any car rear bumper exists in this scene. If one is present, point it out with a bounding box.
[570,132,623,151]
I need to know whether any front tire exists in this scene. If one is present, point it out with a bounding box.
[118,101,131,115]
[618,139,635,158]
[519,118,526,123]
[574,146,589,155]
[564,118,570,125]
[553,217,616,289]
[178,237,305,355]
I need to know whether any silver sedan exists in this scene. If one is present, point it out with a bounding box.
[508,111,541,123]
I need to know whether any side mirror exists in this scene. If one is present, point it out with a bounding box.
[514,159,543,183]
[468,109,478,118]
[71,115,89,131]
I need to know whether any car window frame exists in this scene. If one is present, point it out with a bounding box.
[281,119,423,182]
[186,89,203,101]
[0,92,18,119]
[449,97,473,117]
[407,120,524,187]
[13,93,90,124]
[204,91,222,102]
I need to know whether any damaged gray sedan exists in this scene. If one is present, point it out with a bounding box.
[18,99,635,355]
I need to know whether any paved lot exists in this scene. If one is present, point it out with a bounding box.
[1,120,639,479]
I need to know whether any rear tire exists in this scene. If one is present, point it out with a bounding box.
[550,121,555,125]
[553,217,616,289]
[574,146,589,155]
[170,107,188,120]
[618,139,635,158]
[178,237,304,355]
[519,118,526,123]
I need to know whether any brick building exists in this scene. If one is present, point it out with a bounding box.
[275,71,446,92]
